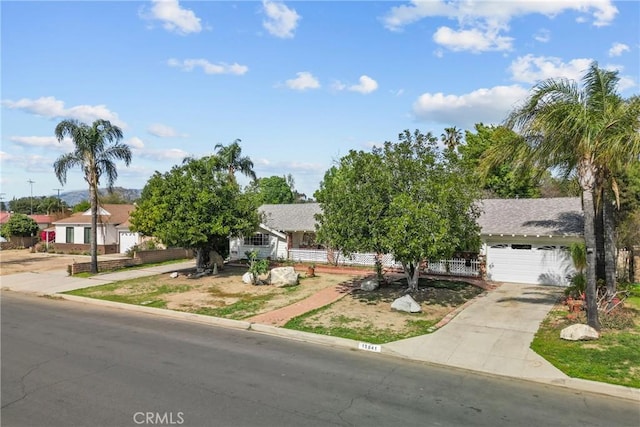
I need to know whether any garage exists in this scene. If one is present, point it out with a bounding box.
[478,197,584,286]
[486,242,575,286]
[119,231,139,254]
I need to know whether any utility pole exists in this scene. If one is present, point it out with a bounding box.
[53,188,63,214]
[27,179,35,215]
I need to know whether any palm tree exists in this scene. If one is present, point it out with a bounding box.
[498,62,640,330]
[54,119,132,273]
[214,139,256,181]
[441,126,462,151]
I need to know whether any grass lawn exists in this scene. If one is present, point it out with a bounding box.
[531,284,640,388]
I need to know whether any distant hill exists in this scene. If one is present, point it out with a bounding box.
[60,187,142,206]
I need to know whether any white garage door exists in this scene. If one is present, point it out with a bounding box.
[486,244,574,286]
[119,232,138,254]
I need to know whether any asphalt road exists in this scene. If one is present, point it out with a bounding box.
[2,292,638,427]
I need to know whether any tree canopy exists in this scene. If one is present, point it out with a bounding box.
[130,155,260,269]
[1,213,39,238]
[213,139,256,181]
[8,196,68,215]
[247,175,295,204]
[315,129,480,290]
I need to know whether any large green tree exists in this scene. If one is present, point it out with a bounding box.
[54,119,132,274]
[316,129,480,290]
[461,124,541,198]
[248,176,295,204]
[498,62,640,330]
[130,155,260,269]
[0,213,39,239]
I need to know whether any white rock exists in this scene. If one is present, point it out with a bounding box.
[242,272,255,284]
[391,294,422,313]
[169,272,179,278]
[270,266,299,287]
[560,324,600,341]
[360,278,379,291]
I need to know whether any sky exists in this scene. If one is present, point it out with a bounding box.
[1,0,638,203]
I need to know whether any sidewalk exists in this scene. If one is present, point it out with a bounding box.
[0,260,196,294]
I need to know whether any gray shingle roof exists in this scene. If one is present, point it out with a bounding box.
[260,198,584,237]
[477,197,583,236]
[259,203,322,232]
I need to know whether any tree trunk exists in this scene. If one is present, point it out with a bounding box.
[374,253,384,284]
[195,247,208,271]
[582,190,601,330]
[89,177,99,274]
[603,193,617,299]
[402,261,421,292]
[595,198,606,283]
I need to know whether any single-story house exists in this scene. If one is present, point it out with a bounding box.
[230,198,584,286]
[52,204,141,254]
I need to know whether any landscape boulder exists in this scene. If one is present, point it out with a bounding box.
[560,324,600,341]
[391,294,422,313]
[169,272,179,279]
[270,267,299,287]
[360,278,379,291]
[208,250,225,271]
[242,272,254,284]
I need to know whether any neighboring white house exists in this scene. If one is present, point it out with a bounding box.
[53,204,141,254]
[230,198,584,286]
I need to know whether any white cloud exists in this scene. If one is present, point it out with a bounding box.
[412,85,529,129]
[127,137,145,149]
[1,96,127,128]
[147,123,188,138]
[0,151,51,172]
[285,72,320,91]
[167,58,248,75]
[534,28,551,43]
[262,1,300,39]
[145,0,202,35]
[348,75,379,94]
[608,42,629,57]
[433,26,513,52]
[382,0,617,52]
[138,148,190,161]
[509,55,593,83]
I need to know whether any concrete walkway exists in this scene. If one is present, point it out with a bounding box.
[0,260,196,294]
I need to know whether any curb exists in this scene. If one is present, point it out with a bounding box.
[58,294,252,331]
[29,292,640,404]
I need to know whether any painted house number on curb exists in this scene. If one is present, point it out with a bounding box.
[358,342,381,353]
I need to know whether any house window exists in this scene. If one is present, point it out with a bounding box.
[243,233,270,246]
[511,244,532,250]
[65,227,74,243]
[84,227,91,244]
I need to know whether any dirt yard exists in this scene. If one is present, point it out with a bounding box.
[69,263,484,337]
[0,249,95,275]
[291,274,484,337]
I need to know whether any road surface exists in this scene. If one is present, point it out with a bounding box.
[2,292,638,427]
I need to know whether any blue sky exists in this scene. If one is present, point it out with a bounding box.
[2,0,638,202]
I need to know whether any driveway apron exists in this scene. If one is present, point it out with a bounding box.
[384,282,568,380]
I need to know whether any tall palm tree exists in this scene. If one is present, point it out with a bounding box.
[54,119,132,274]
[441,126,462,151]
[214,139,256,181]
[498,62,640,330]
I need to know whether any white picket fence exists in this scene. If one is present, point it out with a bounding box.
[287,249,480,277]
